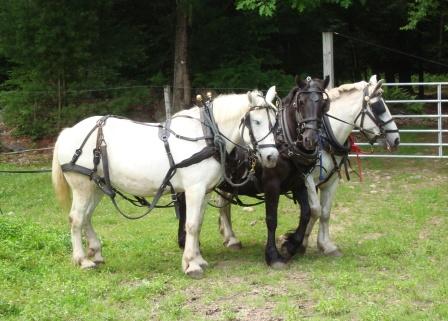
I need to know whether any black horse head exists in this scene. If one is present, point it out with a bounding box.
[283,76,330,151]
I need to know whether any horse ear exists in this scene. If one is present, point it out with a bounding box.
[370,79,384,97]
[247,91,256,106]
[295,76,307,89]
[265,86,276,104]
[324,75,330,89]
[369,75,378,84]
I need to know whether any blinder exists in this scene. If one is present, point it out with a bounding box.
[354,86,398,144]
[239,104,277,151]
[371,99,386,116]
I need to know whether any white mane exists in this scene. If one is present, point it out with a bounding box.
[326,81,367,101]
[212,93,252,124]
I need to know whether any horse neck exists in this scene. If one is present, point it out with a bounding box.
[328,88,364,144]
[284,105,298,140]
[212,94,249,153]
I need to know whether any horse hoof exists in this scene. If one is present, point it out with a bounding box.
[81,259,97,269]
[296,245,307,255]
[195,258,209,269]
[185,265,204,279]
[326,249,343,257]
[93,258,105,265]
[226,240,242,250]
[278,238,296,259]
[270,261,288,270]
[279,244,293,259]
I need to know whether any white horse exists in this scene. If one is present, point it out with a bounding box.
[298,75,400,256]
[216,76,400,257]
[52,87,279,278]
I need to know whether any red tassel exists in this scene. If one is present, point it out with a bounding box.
[349,135,363,182]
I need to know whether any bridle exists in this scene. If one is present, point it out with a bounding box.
[292,86,329,143]
[353,85,399,144]
[239,98,278,152]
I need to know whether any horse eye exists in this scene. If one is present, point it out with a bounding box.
[253,119,261,126]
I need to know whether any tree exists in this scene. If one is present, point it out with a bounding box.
[0,0,144,137]
[173,0,191,111]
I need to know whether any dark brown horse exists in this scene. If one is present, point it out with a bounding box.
[178,76,330,268]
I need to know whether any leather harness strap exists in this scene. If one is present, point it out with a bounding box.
[61,114,218,219]
[60,98,275,219]
[316,115,352,188]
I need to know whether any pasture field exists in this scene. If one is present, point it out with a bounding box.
[1,158,447,321]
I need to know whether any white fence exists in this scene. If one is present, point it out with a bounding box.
[353,82,448,159]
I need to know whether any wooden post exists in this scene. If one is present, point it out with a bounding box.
[163,85,172,119]
[322,32,334,89]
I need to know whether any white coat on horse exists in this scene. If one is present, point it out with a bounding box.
[52,87,279,278]
[214,76,400,258]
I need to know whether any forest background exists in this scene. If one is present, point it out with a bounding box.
[0,0,446,139]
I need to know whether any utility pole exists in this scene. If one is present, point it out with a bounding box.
[322,32,334,88]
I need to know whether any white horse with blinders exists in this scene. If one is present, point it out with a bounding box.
[216,76,400,258]
[298,75,400,256]
[52,87,279,278]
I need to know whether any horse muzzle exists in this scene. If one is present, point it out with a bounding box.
[259,148,279,168]
[302,130,319,151]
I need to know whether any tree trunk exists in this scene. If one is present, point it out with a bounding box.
[173,2,191,112]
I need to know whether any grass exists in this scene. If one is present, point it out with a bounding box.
[1,158,448,320]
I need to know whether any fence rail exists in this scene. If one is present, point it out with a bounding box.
[352,81,447,159]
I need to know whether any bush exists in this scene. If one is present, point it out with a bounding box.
[0,84,153,139]
[382,86,424,114]
[192,57,294,95]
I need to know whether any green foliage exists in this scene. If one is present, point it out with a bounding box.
[0,85,151,138]
[412,73,448,83]
[0,0,146,138]
[235,0,353,16]
[193,57,294,94]
[401,0,442,30]
[383,86,424,113]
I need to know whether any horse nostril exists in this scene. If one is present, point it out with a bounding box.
[394,137,400,146]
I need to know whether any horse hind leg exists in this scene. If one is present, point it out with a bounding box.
[217,192,242,250]
[85,189,105,264]
[66,174,102,269]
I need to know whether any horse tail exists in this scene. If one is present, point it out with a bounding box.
[52,135,71,211]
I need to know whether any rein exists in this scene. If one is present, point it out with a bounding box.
[60,97,277,219]
[220,84,328,207]
[316,84,397,187]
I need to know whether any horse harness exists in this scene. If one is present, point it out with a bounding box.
[60,100,276,220]
[316,85,398,188]
[216,86,328,207]
[275,87,328,170]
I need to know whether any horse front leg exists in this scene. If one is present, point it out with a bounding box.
[317,180,342,256]
[217,192,242,250]
[177,192,186,249]
[279,183,310,258]
[182,185,209,278]
[301,174,322,251]
[264,179,287,269]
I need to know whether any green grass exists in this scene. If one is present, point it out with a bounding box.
[1,159,448,320]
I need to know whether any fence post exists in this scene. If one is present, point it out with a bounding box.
[163,85,172,119]
[437,83,443,157]
[322,32,334,89]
